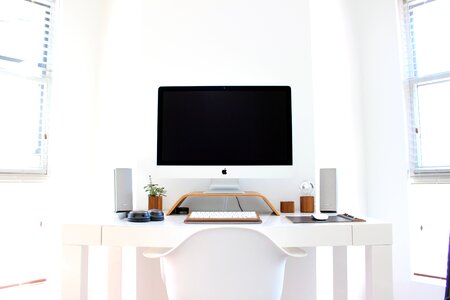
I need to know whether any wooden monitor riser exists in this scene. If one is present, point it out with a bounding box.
[166,192,281,216]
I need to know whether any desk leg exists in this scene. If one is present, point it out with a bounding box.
[333,246,348,300]
[108,247,123,300]
[62,245,88,300]
[365,245,393,300]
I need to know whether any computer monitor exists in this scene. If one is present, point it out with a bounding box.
[155,86,294,192]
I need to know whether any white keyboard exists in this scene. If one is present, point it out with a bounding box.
[185,211,262,223]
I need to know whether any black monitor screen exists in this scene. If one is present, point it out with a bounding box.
[157,86,292,166]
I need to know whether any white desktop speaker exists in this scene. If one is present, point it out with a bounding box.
[320,168,337,213]
[114,168,133,213]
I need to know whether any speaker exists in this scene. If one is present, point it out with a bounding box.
[320,168,337,213]
[114,168,133,213]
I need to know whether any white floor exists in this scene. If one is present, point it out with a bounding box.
[0,282,49,300]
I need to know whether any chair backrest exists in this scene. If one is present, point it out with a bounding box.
[158,227,294,300]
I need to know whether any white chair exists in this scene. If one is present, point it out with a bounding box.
[143,227,306,300]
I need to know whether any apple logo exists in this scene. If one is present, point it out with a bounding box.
[221,168,227,175]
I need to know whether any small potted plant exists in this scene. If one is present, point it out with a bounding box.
[144,175,167,210]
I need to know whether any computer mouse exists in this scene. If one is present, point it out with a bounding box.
[311,213,329,221]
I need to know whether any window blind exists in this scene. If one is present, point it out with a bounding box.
[0,0,55,175]
[403,0,450,179]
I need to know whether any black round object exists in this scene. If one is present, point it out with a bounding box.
[127,210,151,222]
[149,209,164,221]
[175,207,189,215]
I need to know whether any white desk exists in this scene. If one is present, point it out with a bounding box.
[61,214,393,300]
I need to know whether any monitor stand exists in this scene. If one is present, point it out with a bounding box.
[206,178,243,194]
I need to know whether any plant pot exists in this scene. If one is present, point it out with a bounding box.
[148,195,163,210]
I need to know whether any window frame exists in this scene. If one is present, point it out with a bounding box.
[0,0,55,176]
[403,0,450,180]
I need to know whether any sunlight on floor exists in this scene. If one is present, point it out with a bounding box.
[0,282,49,300]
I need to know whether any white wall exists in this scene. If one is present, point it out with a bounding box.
[310,0,367,216]
[49,0,108,218]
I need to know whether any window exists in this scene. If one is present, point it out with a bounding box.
[403,0,450,284]
[0,0,54,175]
[404,0,450,177]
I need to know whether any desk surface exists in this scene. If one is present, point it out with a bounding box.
[63,213,392,248]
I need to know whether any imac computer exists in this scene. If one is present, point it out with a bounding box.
[156,85,293,192]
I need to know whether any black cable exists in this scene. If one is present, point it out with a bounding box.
[235,196,243,211]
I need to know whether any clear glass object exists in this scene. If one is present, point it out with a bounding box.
[299,181,315,196]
